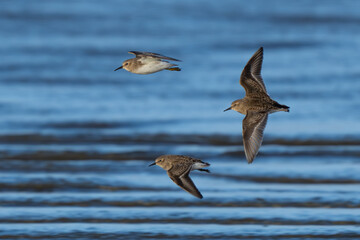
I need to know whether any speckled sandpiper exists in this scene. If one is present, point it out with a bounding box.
[149,155,210,199]
[114,51,181,74]
[224,47,289,164]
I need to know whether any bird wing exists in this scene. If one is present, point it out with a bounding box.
[128,51,181,61]
[240,47,268,97]
[242,111,268,164]
[167,164,203,199]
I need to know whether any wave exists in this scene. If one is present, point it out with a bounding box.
[1,133,360,146]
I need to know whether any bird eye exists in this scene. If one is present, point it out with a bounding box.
[125,63,128,66]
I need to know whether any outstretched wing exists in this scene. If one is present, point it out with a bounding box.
[240,47,268,96]
[167,165,203,199]
[128,51,181,61]
[242,111,268,164]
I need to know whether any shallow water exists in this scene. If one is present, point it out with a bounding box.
[1,0,360,239]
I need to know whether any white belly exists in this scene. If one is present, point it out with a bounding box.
[134,61,173,74]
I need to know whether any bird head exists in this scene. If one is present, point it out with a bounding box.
[149,156,171,170]
[114,59,131,72]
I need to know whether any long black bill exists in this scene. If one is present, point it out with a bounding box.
[114,66,123,71]
[148,162,156,167]
[223,107,232,112]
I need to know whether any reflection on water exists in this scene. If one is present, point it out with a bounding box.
[1,0,360,239]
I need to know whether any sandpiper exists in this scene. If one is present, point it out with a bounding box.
[149,155,210,199]
[114,51,181,74]
[224,47,289,164]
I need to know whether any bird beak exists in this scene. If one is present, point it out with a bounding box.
[114,66,123,71]
[223,107,232,112]
[148,162,156,167]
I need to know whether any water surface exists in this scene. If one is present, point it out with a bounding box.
[1,0,360,239]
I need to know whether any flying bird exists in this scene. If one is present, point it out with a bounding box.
[224,47,289,163]
[149,155,210,199]
[114,51,181,74]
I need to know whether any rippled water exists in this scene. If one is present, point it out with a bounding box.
[1,0,360,239]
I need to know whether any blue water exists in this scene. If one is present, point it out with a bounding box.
[1,0,360,239]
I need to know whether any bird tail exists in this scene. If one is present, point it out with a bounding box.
[279,104,290,112]
[166,67,181,71]
[274,102,290,112]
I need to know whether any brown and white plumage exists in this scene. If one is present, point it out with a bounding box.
[114,51,181,74]
[149,155,210,199]
[224,47,289,163]
[242,111,268,163]
[128,51,181,62]
[240,47,267,96]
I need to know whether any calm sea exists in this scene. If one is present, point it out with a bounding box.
[0,0,360,239]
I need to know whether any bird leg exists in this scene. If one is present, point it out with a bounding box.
[166,67,181,71]
[197,169,210,173]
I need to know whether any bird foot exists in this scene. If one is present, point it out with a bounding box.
[197,169,210,173]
